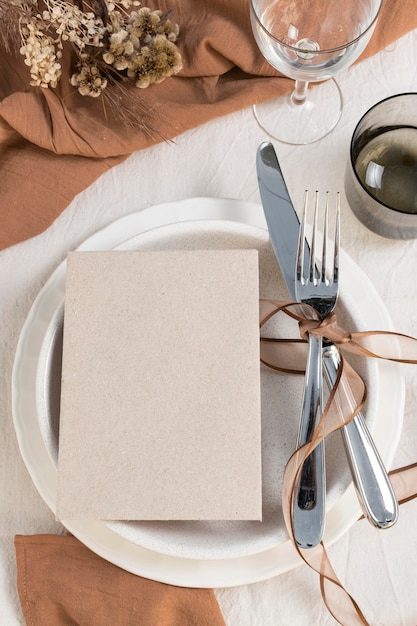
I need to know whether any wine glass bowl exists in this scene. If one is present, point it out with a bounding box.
[250,0,383,144]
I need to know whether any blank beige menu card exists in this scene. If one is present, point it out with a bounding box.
[56,249,262,521]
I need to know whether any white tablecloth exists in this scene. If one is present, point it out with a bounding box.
[1,29,417,626]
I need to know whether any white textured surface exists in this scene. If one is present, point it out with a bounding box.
[1,29,417,625]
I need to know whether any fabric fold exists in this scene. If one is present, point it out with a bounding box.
[15,534,226,626]
[1,0,417,249]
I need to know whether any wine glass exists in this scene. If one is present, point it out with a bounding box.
[250,0,383,144]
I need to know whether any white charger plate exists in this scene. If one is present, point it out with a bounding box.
[12,197,404,587]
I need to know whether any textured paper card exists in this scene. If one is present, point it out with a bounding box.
[57,249,261,521]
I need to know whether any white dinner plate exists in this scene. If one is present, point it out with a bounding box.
[12,197,404,587]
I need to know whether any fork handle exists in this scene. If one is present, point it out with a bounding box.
[293,334,326,549]
[322,343,399,528]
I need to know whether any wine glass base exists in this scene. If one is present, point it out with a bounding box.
[253,79,343,145]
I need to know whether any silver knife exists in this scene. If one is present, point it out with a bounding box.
[256,141,399,532]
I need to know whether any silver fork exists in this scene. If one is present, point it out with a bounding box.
[293,190,340,549]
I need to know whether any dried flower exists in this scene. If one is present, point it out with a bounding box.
[70,59,108,97]
[127,35,182,88]
[40,0,106,50]
[0,0,182,97]
[103,29,133,70]
[102,6,182,85]
[19,19,62,88]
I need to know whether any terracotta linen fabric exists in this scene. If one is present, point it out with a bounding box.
[14,534,227,626]
[0,0,417,250]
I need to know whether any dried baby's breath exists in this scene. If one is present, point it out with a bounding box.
[20,19,62,88]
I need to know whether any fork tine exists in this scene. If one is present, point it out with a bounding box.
[334,192,340,285]
[321,192,329,284]
[297,190,309,285]
[310,191,319,284]
[297,191,339,288]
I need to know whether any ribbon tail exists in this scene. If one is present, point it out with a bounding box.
[319,558,372,626]
[388,462,417,505]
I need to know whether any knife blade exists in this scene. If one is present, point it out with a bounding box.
[256,141,399,531]
[257,143,325,547]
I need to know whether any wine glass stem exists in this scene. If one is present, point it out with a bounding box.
[291,80,309,106]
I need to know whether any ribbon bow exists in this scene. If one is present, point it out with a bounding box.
[259,299,417,626]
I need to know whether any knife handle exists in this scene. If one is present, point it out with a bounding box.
[322,343,399,528]
[293,334,326,549]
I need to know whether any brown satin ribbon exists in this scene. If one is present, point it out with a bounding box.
[259,299,417,626]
